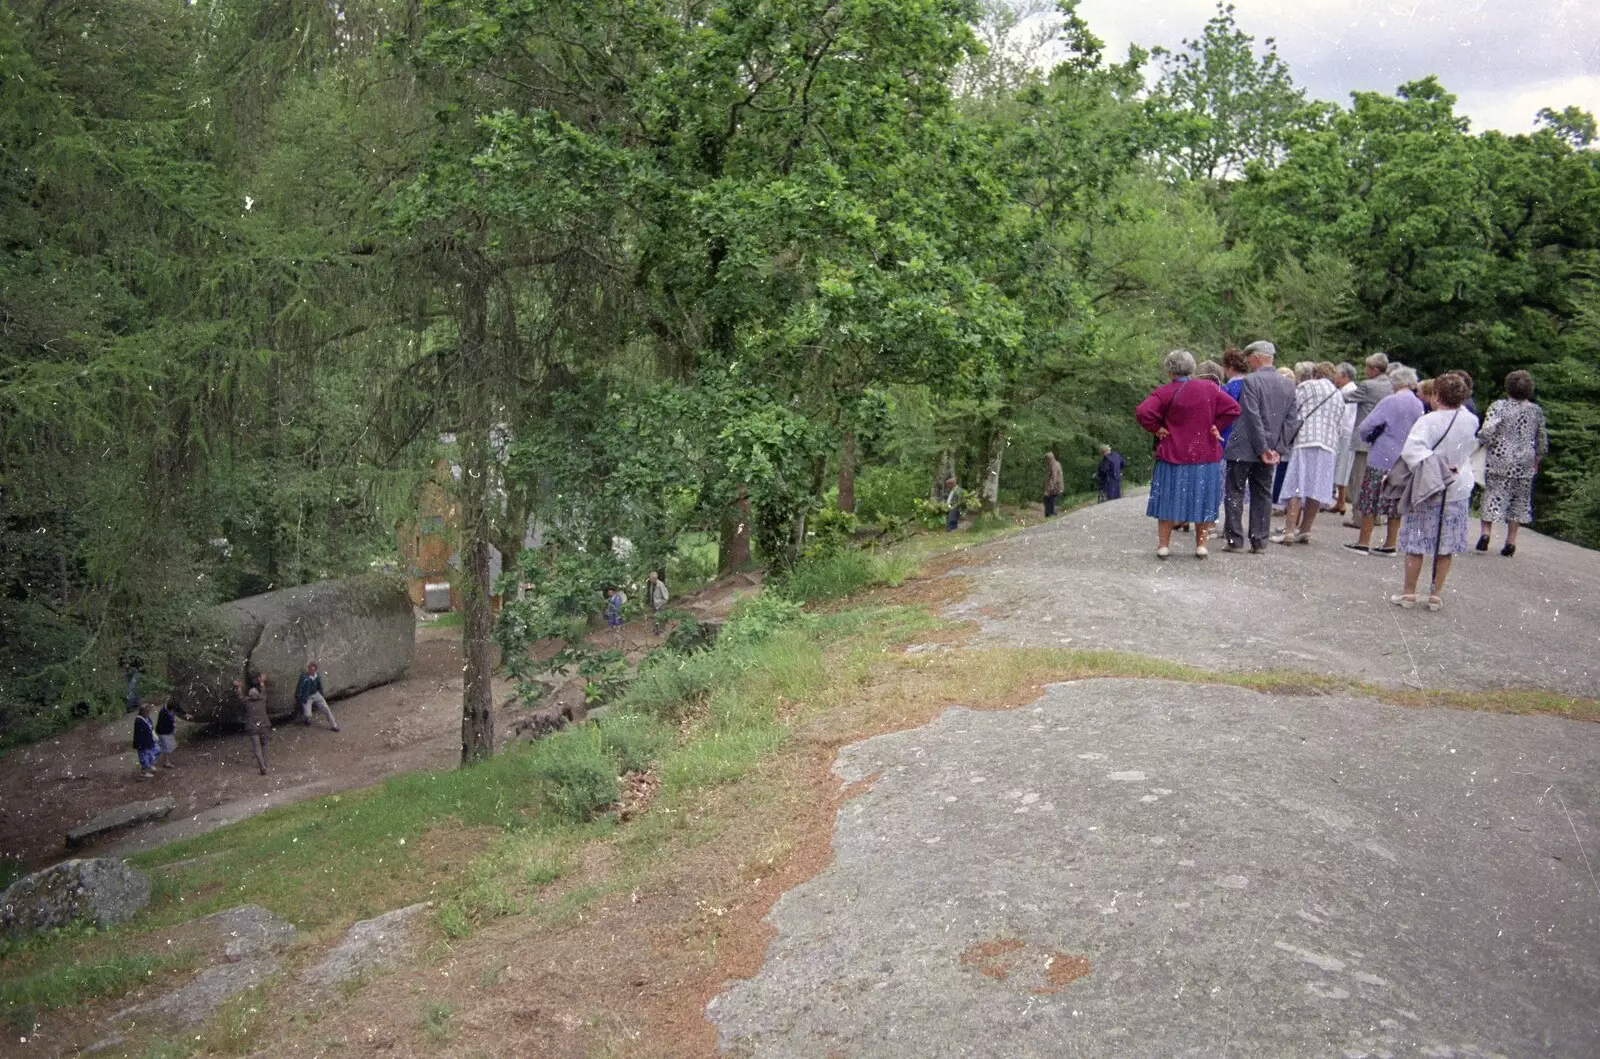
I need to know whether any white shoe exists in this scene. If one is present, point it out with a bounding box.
[1156,546,1170,560]
[1195,545,1209,559]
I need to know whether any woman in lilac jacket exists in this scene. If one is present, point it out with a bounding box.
[1135,349,1241,560]
[1343,367,1423,555]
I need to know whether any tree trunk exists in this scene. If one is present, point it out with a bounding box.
[458,270,496,766]
[931,450,954,503]
[980,426,1006,515]
[838,430,857,514]
[718,486,751,574]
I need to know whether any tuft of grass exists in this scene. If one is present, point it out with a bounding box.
[778,549,920,603]
[596,711,672,774]
[419,1000,454,1043]
[0,951,192,1014]
[528,726,621,823]
[427,611,464,629]
[196,986,270,1056]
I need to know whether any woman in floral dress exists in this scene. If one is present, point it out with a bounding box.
[1475,370,1548,558]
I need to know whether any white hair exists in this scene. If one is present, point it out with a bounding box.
[1163,349,1197,376]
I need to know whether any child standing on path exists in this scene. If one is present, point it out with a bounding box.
[155,700,186,769]
[132,704,158,779]
[604,586,627,647]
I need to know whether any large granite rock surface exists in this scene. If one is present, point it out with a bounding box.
[169,573,414,723]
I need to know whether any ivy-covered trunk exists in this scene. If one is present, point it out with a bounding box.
[458,271,496,765]
[718,486,752,575]
[838,430,857,513]
[980,425,1006,515]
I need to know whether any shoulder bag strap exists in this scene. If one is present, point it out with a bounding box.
[1287,385,1341,447]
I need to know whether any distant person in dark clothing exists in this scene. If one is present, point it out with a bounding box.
[236,678,271,775]
[944,477,964,531]
[1096,446,1125,501]
[295,662,339,731]
[1043,452,1065,517]
[132,703,158,779]
[125,666,141,714]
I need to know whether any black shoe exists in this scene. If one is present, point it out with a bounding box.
[1222,541,1245,553]
[1475,534,1490,552]
[1371,547,1397,556]
[1501,543,1516,557]
[1343,543,1370,554]
[1249,542,1266,554]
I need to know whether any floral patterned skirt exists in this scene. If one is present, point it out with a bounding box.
[1398,497,1471,556]
[1354,465,1400,518]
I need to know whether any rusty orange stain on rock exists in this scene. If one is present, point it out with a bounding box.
[1031,951,1092,994]
[959,937,1027,980]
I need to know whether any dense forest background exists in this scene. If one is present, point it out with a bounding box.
[3,0,1597,746]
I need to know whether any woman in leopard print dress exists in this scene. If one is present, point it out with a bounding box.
[1475,371,1548,557]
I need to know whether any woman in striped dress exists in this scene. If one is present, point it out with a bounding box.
[1135,349,1241,560]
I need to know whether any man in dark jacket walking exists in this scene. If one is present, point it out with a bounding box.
[1223,341,1300,552]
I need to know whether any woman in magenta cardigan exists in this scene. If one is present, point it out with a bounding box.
[1136,349,1241,559]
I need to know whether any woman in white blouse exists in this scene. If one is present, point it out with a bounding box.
[1392,373,1480,611]
[1272,362,1345,545]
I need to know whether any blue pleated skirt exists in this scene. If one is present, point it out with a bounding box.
[1146,460,1224,523]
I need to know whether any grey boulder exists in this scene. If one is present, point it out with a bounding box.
[302,903,429,990]
[0,858,151,939]
[169,573,415,723]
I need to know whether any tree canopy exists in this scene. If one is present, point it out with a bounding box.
[4,0,1597,752]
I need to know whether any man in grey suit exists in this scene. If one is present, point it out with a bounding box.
[1341,353,1393,527]
[1223,341,1299,552]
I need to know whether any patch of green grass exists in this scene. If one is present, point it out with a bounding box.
[419,999,454,1043]
[778,549,920,603]
[197,986,269,1055]
[427,611,464,629]
[0,951,192,1014]
[595,711,672,774]
[528,726,620,823]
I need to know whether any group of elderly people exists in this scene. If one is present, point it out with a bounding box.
[1134,341,1549,611]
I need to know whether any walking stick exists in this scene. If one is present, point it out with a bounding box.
[1431,494,1446,592]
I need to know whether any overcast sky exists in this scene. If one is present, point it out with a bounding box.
[1073,0,1600,134]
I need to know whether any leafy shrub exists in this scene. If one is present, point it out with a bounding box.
[662,613,715,655]
[721,592,806,647]
[528,728,620,822]
[801,508,858,559]
[668,533,719,590]
[854,466,928,523]
[597,712,672,773]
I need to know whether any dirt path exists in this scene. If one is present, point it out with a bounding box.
[0,626,478,870]
[1,574,763,872]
